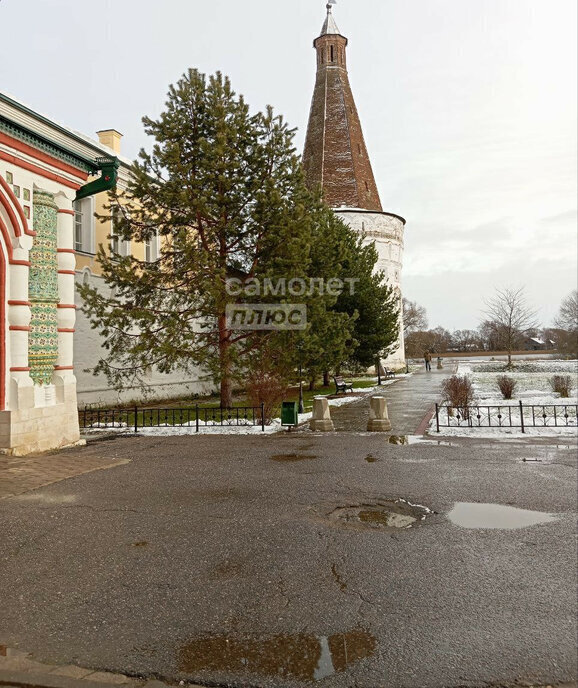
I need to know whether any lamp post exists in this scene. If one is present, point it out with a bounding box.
[376,357,382,386]
[297,341,305,414]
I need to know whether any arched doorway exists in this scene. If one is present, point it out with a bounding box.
[0,244,5,411]
[0,176,29,414]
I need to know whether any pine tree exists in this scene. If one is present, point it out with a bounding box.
[80,70,316,407]
[335,230,400,370]
[293,211,400,388]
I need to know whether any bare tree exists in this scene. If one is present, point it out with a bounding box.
[483,287,538,368]
[451,329,483,352]
[552,290,578,356]
[554,290,578,333]
[403,298,428,336]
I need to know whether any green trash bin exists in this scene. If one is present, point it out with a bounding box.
[281,401,298,427]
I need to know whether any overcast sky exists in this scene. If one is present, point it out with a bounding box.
[1,0,576,331]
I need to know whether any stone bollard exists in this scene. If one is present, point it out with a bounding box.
[310,396,335,432]
[437,357,443,369]
[367,396,392,432]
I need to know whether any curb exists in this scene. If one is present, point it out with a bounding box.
[0,669,207,688]
[0,669,140,688]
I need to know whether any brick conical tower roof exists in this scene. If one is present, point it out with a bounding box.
[303,4,383,212]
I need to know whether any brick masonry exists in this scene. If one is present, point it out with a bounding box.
[303,33,383,211]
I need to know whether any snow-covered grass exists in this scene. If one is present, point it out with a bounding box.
[429,425,578,439]
[458,360,578,406]
[431,359,578,437]
[83,419,281,436]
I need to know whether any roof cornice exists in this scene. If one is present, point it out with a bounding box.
[0,92,132,171]
[0,114,99,173]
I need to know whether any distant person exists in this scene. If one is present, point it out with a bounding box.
[424,351,432,371]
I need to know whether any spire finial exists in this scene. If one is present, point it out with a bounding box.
[321,0,340,36]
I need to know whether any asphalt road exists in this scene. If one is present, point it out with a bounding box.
[0,434,576,688]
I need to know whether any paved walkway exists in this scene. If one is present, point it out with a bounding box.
[331,365,456,434]
[0,447,130,500]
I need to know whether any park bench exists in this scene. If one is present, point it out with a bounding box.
[334,376,354,395]
[379,365,396,380]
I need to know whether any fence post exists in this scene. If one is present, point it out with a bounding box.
[134,406,138,433]
[519,400,525,434]
[435,403,440,433]
[261,402,265,432]
[195,404,199,433]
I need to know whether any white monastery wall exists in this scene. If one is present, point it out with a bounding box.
[74,271,214,405]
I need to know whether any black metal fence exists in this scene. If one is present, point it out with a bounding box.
[79,403,266,433]
[434,401,578,433]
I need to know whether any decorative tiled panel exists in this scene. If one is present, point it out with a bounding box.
[29,303,59,385]
[29,192,58,301]
[28,190,59,386]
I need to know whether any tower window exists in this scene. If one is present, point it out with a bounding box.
[330,45,334,62]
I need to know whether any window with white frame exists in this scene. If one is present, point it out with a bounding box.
[72,197,95,254]
[110,208,130,258]
[144,231,159,263]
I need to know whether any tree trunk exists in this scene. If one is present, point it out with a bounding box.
[308,378,315,392]
[218,313,233,408]
[323,370,330,387]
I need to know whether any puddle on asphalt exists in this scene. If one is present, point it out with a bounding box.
[270,454,317,462]
[448,502,558,530]
[388,435,453,446]
[388,435,411,445]
[358,509,415,528]
[329,499,431,530]
[213,560,242,579]
[179,629,375,681]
